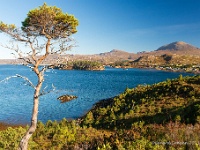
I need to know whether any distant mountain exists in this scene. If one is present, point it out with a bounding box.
[152,41,200,56]
[156,41,199,51]
[97,49,136,62]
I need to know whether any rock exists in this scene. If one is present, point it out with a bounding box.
[57,95,77,103]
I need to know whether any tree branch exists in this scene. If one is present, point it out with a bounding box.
[39,83,56,97]
[0,74,36,89]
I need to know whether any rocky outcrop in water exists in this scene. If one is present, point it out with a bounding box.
[57,95,77,103]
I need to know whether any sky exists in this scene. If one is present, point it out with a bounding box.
[0,0,200,58]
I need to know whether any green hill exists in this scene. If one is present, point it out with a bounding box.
[83,75,200,129]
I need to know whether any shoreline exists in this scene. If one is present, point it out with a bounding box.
[112,65,200,74]
[0,122,26,131]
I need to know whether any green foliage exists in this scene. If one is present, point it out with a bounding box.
[83,75,200,129]
[0,127,28,149]
[1,114,200,149]
[112,60,132,68]
[83,111,94,126]
[72,60,103,70]
[0,21,16,32]
[54,60,104,70]
[97,143,112,150]
[22,3,78,38]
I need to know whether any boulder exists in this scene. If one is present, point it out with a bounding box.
[57,95,77,103]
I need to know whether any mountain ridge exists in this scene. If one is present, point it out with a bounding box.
[0,41,200,65]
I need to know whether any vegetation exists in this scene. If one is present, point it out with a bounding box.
[0,3,78,149]
[0,75,200,149]
[84,75,200,129]
[111,60,132,68]
[51,60,104,70]
[72,60,104,70]
[110,54,200,73]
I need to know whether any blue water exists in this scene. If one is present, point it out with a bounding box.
[0,65,193,124]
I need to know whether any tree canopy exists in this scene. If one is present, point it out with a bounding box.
[22,3,78,39]
[0,3,79,64]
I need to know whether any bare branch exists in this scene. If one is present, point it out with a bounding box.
[40,65,47,73]
[49,38,76,55]
[0,42,34,64]
[1,27,29,43]
[28,41,37,64]
[23,64,34,69]
[0,74,36,89]
[39,83,56,97]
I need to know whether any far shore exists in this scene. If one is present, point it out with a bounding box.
[0,63,199,74]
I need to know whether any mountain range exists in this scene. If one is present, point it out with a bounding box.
[0,41,200,65]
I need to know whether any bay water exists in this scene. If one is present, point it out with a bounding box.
[0,65,193,124]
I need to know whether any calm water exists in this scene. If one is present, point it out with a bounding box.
[0,65,193,124]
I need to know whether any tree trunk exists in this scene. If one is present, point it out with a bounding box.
[19,72,43,150]
[19,38,50,150]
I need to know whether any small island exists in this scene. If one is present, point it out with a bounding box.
[49,60,105,71]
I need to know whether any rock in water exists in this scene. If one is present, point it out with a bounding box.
[57,95,77,103]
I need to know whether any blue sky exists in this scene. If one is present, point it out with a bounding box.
[0,0,200,58]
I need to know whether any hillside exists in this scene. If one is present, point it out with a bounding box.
[131,54,200,67]
[83,75,200,129]
[82,75,200,148]
[117,41,200,69]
